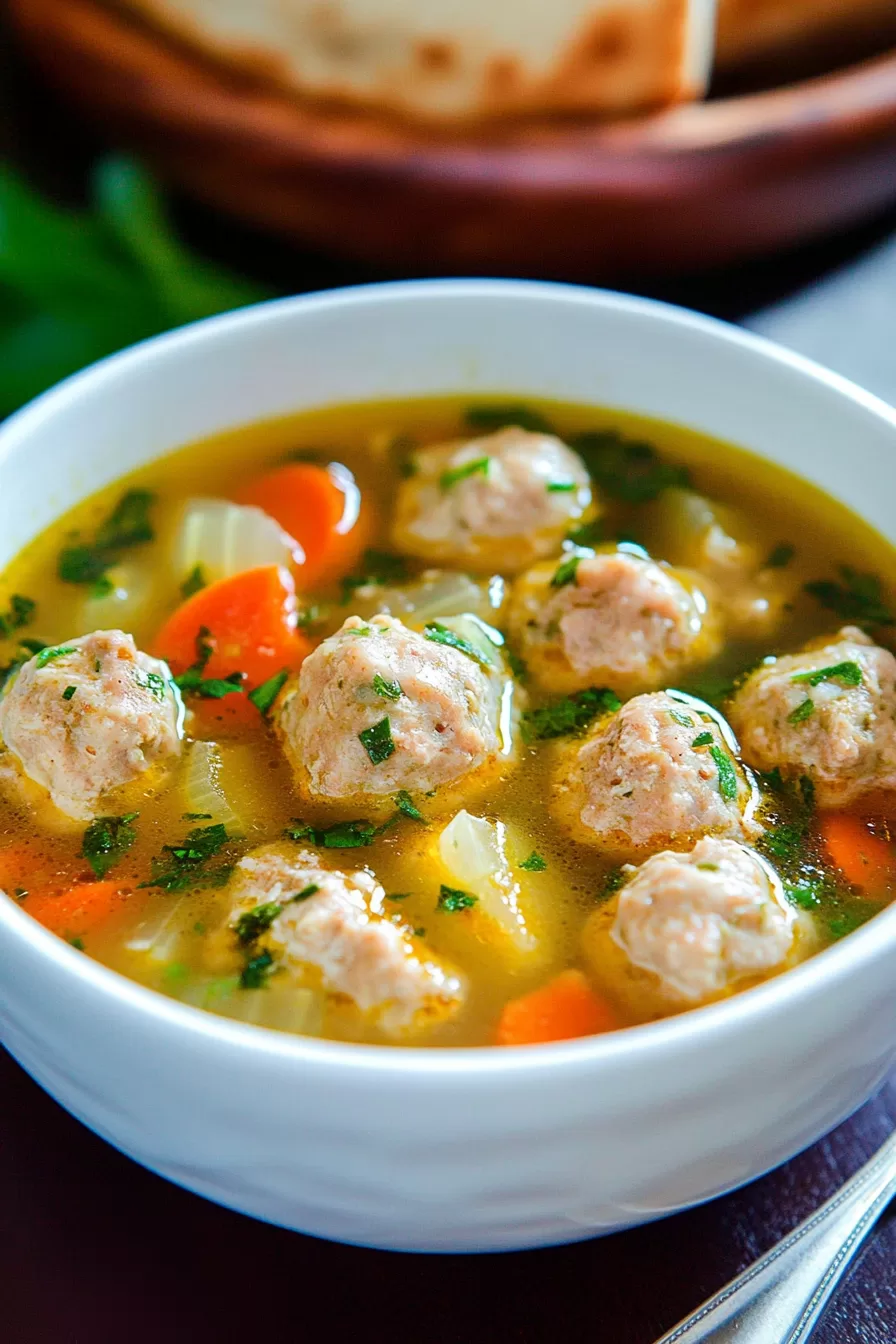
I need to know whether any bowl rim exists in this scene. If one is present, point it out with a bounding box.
[3,276,896,1079]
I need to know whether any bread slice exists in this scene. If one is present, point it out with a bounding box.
[111,0,718,121]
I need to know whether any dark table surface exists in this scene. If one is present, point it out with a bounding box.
[4,18,896,1343]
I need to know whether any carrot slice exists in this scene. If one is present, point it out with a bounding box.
[154,564,310,724]
[495,970,618,1047]
[820,813,896,897]
[236,463,369,590]
[25,882,130,937]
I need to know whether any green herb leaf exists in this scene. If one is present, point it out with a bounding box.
[788,698,815,725]
[68,936,85,952]
[464,404,554,435]
[135,669,168,701]
[285,816,400,849]
[234,901,282,945]
[709,745,739,800]
[248,669,289,715]
[696,862,719,872]
[692,731,714,748]
[519,852,547,872]
[372,674,402,702]
[95,488,155,549]
[784,883,822,910]
[571,429,690,503]
[62,685,77,701]
[240,950,275,990]
[521,686,621,742]
[437,885,478,912]
[565,519,603,548]
[424,621,490,667]
[291,884,320,903]
[181,564,206,599]
[35,645,75,668]
[386,892,410,901]
[174,626,245,699]
[766,543,795,569]
[0,594,36,640]
[791,661,863,689]
[359,717,396,766]
[551,555,581,589]
[805,566,894,627]
[547,481,576,493]
[440,456,491,490]
[669,710,694,727]
[340,550,409,603]
[140,823,232,892]
[396,790,425,822]
[598,868,626,901]
[81,812,138,879]
[506,651,528,681]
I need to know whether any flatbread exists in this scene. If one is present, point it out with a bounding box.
[716,0,896,67]
[110,0,717,121]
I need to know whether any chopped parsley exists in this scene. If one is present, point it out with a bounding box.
[788,698,816,725]
[692,731,714,748]
[464,403,554,435]
[395,790,425,822]
[521,686,621,742]
[551,555,581,589]
[139,823,232,892]
[519,852,547,872]
[669,710,694,727]
[82,812,138,879]
[598,868,626,901]
[248,669,289,716]
[784,883,822,910]
[180,564,206,599]
[565,519,603,548]
[35,645,75,668]
[440,456,491,490]
[766,543,795,569]
[372,674,402,701]
[547,480,576,494]
[173,626,245,700]
[359,717,396,765]
[136,669,168,701]
[805,566,894,628]
[68,936,85,951]
[386,892,410,901]
[709,745,739,801]
[62,685,77,701]
[293,883,320,903]
[570,429,690,504]
[0,594,36,639]
[437,885,478,912]
[506,651,528,681]
[791,661,862,689]
[234,901,282,945]
[285,816,398,849]
[240,950,275,990]
[58,489,156,591]
[424,621,490,667]
[340,549,409,603]
[0,640,47,691]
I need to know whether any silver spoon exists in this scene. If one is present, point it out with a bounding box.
[654,1127,896,1344]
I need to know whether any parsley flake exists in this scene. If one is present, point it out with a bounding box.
[766,543,795,569]
[359,717,396,765]
[709,745,739,800]
[372,674,402,701]
[570,429,690,503]
[791,661,862,689]
[440,456,491,490]
[464,404,554,435]
[805,566,894,628]
[396,790,425,822]
[0,594,36,640]
[82,812,138,879]
[180,564,206,599]
[520,852,547,872]
[437,885,478,912]
[174,626,245,700]
[58,489,156,591]
[424,622,490,667]
[551,555,581,588]
[139,823,232,892]
[547,480,576,493]
[521,687,621,742]
[248,669,289,716]
[235,901,282,945]
[62,685,77,701]
[565,519,603,548]
[36,645,75,668]
[240,950,275,990]
[788,698,816,725]
[692,731,714,748]
[669,710,694,727]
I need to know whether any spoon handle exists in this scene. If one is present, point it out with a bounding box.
[655,1128,896,1344]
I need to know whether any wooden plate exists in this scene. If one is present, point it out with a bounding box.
[10,0,896,279]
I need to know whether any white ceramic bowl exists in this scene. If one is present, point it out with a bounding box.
[2,281,896,1254]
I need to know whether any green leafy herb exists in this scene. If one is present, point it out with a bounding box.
[506,651,528,681]
[140,822,232,892]
[69,936,85,952]
[183,813,213,821]
[292,884,320,903]
[805,566,894,627]
[248,669,289,716]
[174,626,245,700]
[0,594,36,640]
[437,885,478,912]
[296,604,325,631]
[521,687,621,742]
[372,674,402,702]
[193,921,206,934]
[571,429,690,503]
[348,625,372,637]
[440,456,491,490]
[464,404,554,435]
[136,669,168,701]
[58,489,156,592]
[359,717,396,766]
[565,519,603,548]
[696,862,720,872]
[791,661,862,689]
[599,868,626,901]
[240,950,275,990]
[386,892,410,901]
[551,555,581,589]
[669,710,694,727]
[35,645,75,668]
[547,481,576,493]
[788,698,815,725]
[692,731,714,748]
[766,543,795,569]
[62,685,77,701]
[424,621,490,667]
[396,791,425,822]
[234,902,282,946]
[413,927,427,938]
[828,910,874,941]
[520,852,547,872]
[82,812,138,879]
[181,564,206,599]
[709,745,739,801]
[162,962,189,986]
[340,549,409,603]
[285,816,399,849]
[784,883,822,910]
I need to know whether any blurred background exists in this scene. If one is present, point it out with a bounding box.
[1,0,896,422]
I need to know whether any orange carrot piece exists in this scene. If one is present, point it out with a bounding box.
[236,463,369,590]
[154,564,310,724]
[820,813,896,897]
[495,970,618,1047]
[0,842,70,902]
[25,882,130,936]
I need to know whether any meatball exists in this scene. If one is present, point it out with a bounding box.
[391,426,594,573]
[553,691,760,857]
[275,614,507,806]
[583,837,809,1018]
[0,629,182,821]
[728,627,896,808]
[226,845,465,1033]
[507,547,721,695]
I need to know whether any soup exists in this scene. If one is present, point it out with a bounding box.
[2,397,895,1048]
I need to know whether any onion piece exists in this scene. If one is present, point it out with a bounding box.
[74,561,155,636]
[348,571,503,625]
[438,810,536,954]
[182,740,245,833]
[173,498,301,588]
[180,976,323,1036]
[126,897,190,962]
